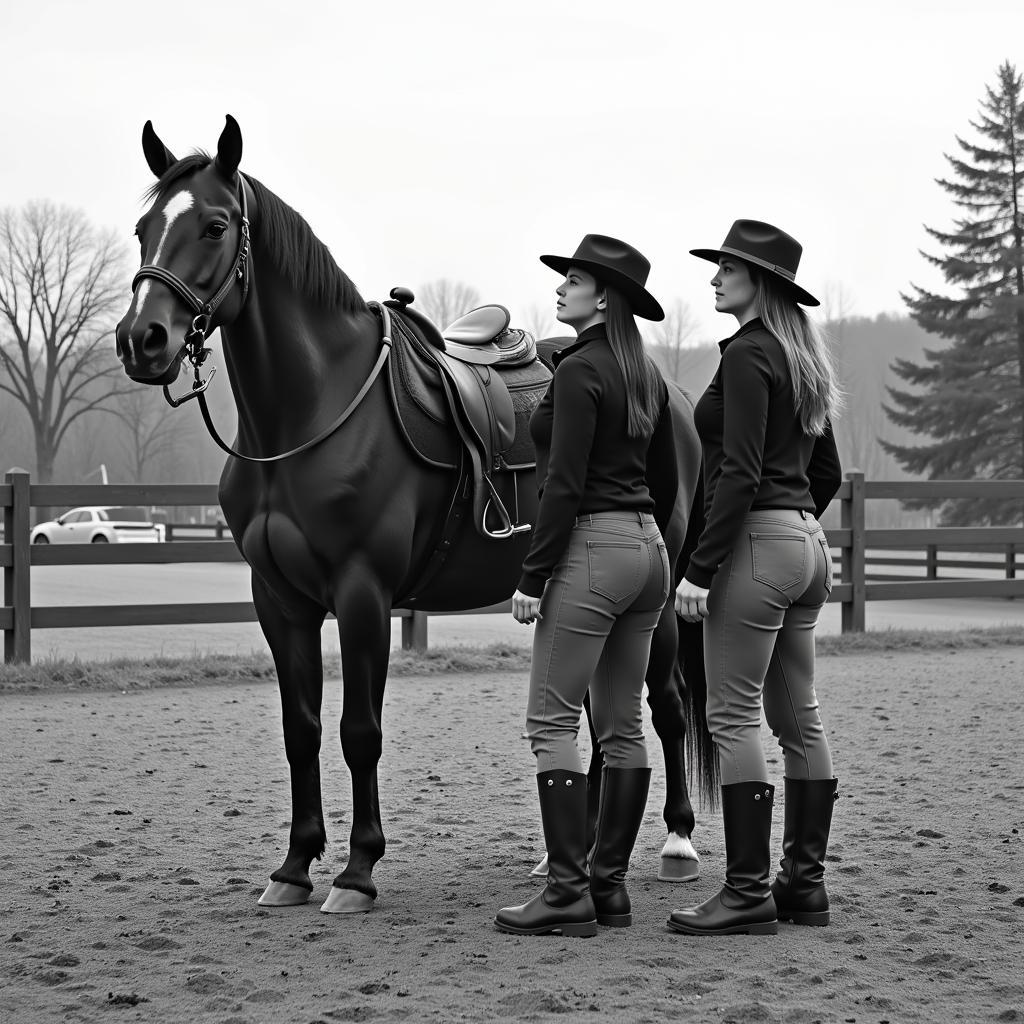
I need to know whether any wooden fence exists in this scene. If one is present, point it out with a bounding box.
[3,470,1024,664]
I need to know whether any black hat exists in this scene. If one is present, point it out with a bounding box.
[540,234,665,321]
[690,219,819,307]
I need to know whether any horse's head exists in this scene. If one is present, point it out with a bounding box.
[115,115,250,385]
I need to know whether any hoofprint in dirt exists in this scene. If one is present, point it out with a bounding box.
[0,649,1021,1024]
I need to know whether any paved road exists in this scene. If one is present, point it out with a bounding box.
[20,562,1024,662]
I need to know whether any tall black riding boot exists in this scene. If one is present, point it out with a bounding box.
[771,777,838,926]
[590,767,651,927]
[667,781,777,936]
[495,770,597,937]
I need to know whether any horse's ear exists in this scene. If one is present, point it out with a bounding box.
[142,120,177,178]
[215,114,243,179]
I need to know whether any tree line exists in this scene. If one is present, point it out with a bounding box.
[3,61,1022,528]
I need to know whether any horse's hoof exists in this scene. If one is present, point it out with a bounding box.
[658,834,701,882]
[658,856,700,882]
[320,887,375,914]
[258,880,311,907]
[529,853,549,879]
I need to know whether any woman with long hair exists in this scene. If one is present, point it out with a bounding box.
[495,235,678,937]
[669,220,843,936]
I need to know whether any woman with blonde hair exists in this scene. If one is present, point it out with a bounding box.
[669,220,843,936]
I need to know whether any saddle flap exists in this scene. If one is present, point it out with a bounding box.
[438,354,517,452]
[443,304,510,345]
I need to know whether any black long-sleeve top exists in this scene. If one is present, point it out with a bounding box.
[518,324,678,598]
[683,317,842,590]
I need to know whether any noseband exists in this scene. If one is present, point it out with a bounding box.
[130,175,252,408]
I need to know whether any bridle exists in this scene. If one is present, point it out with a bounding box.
[127,173,393,464]
[132,173,252,410]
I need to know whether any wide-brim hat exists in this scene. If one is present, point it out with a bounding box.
[690,219,819,306]
[540,233,665,321]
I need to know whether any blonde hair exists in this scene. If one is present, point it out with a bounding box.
[752,271,842,435]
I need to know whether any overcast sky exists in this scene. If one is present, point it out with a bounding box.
[3,0,1022,341]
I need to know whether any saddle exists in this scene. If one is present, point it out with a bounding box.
[384,287,551,542]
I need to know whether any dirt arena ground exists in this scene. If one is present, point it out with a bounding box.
[1,645,1022,1023]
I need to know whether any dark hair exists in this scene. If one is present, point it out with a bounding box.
[602,285,663,438]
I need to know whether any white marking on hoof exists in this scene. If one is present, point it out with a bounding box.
[258,880,311,907]
[658,833,701,882]
[529,853,549,878]
[320,887,375,914]
[661,833,700,862]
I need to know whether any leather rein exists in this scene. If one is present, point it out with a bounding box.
[130,174,393,464]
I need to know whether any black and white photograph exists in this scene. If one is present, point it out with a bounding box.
[1,1,1022,1021]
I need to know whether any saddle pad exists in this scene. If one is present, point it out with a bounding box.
[495,359,551,470]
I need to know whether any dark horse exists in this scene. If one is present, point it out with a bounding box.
[115,115,715,914]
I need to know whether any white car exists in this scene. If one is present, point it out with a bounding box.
[31,506,163,545]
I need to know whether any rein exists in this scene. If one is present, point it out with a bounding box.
[194,303,393,463]
[129,174,393,464]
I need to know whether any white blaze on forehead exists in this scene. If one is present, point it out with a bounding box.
[132,190,195,321]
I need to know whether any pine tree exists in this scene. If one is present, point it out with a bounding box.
[884,60,1024,525]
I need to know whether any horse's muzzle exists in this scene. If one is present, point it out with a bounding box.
[115,318,186,385]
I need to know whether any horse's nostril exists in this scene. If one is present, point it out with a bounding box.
[140,322,169,361]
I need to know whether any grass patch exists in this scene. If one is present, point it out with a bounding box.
[386,642,531,675]
[816,624,1024,655]
[0,651,279,694]
[3,628,1023,694]
[0,643,533,694]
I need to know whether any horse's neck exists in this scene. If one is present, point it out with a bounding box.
[221,278,378,451]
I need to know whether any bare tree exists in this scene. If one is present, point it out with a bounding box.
[112,388,191,483]
[522,302,558,342]
[649,298,702,382]
[0,201,129,482]
[416,279,480,329]
[820,281,855,345]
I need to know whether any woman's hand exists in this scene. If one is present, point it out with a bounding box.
[674,578,710,622]
[511,590,543,625]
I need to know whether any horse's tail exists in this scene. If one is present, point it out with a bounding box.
[675,452,720,808]
[677,618,719,809]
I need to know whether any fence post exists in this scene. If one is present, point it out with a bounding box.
[3,470,31,664]
[841,469,866,632]
[926,544,938,580]
[402,610,429,652]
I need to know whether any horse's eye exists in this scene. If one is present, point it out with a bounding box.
[206,223,228,240]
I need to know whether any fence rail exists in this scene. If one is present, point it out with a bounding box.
[4,470,1024,663]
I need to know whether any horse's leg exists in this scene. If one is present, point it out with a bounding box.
[253,579,328,907]
[320,580,391,914]
[646,602,701,882]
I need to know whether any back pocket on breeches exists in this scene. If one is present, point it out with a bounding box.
[749,533,806,593]
[587,541,643,603]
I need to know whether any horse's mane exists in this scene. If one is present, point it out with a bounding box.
[144,152,366,314]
